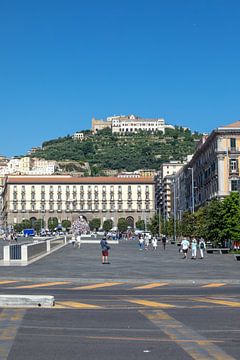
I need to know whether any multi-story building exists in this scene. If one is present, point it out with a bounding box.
[72,132,84,141]
[174,120,240,215]
[2,175,155,229]
[92,115,175,134]
[156,161,185,219]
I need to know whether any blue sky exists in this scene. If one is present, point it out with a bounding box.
[0,0,239,157]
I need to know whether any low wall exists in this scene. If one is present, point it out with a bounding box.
[2,236,67,266]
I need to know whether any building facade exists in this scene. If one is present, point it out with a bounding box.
[92,115,174,134]
[174,121,240,216]
[2,176,155,229]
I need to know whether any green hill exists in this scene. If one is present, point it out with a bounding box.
[32,127,203,175]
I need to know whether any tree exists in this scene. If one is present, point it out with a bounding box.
[135,219,145,231]
[102,219,113,232]
[117,218,128,232]
[62,219,71,229]
[221,192,240,243]
[147,214,159,235]
[48,217,58,231]
[14,223,23,232]
[32,219,42,233]
[89,218,101,231]
[21,219,31,229]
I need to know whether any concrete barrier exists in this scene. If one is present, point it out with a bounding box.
[0,295,55,308]
[1,236,67,266]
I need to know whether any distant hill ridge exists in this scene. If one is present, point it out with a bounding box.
[32,127,203,175]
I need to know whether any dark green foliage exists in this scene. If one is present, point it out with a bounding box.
[135,219,145,230]
[48,217,58,231]
[62,219,71,229]
[89,218,101,231]
[117,218,128,232]
[102,219,113,232]
[32,127,202,172]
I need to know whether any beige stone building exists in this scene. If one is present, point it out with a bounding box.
[174,121,240,215]
[2,175,155,229]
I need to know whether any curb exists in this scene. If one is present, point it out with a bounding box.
[0,295,55,308]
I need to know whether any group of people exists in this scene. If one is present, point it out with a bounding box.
[71,234,82,248]
[138,234,167,251]
[180,237,206,259]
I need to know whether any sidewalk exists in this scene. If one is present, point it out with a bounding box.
[0,240,239,283]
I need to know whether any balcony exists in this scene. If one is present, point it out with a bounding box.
[229,168,239,176]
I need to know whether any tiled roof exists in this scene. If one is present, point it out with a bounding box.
[6,176,154,185]
[219,121,240,129]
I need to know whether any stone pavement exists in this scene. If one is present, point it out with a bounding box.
[0,239,239,283]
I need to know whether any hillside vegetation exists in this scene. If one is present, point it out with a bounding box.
[33,127,203,175]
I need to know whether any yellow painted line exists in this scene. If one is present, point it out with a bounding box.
[132,282,169,290]
[55,301,102,309]
[72,282,122,290]
[86,335,223,343]
[192,297,240,307]
[141,310,235,360]
[126,298,176,308]
[14,281,70,289]
[0,281,19,285]
[201,283,226,288]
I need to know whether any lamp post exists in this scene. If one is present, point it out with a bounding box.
[188,167,195,213]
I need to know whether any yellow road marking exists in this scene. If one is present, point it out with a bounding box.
[141,310,235,360]
[14,281,70,289]
[132,282,169,290]
[72,282,122,290]
[0,281,19,285]
[126,298,176,308]
[201,283,226,288]
[86,335,223,343]
[55,301,101,309]
[192,297,240,307]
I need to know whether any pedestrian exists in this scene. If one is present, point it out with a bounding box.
[144,234,149,250]
[76,234,81,248]
[162,235,167,250]
[191,237,197,259]
[139,236,144,250]
[152,237,158,250]
[199,238,206,259]
[71,235,76,247]
[181,237,190,259]
[100,237,110,264]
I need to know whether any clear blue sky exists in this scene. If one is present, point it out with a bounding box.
[0,0,239,157]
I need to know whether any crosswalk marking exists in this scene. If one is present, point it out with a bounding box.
[192,297,240,307]
[55,301,102,309]
[0,281,19,285]
[14,281,70,289]
[125,298,176,308]
[201,283,226,288]
[132,282,169,290]
[71,282,122,290]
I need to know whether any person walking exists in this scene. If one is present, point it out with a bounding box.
[199,238,206,259]
[152,236,158,250]
[181,237,190,259]
[100,237,110,264]
[139,236,144,250]
[162,235,167,250]
[76,234,81,248]
[191,237,197,259]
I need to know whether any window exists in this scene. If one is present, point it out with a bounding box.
[230,159,238,172]
[230,138,236,149]
[231,180,240,191]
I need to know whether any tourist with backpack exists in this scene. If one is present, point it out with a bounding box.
[199,238,206,259]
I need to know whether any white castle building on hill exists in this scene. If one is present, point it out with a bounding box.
[92,114,175,134]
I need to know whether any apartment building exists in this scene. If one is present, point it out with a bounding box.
[2,175,155,228]
[156,162,185,219]
[174,121,240,215]
[92,115,174,134]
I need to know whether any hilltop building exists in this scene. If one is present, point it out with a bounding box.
[92,115,175,134]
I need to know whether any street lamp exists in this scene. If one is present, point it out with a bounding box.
[188,167,195,213]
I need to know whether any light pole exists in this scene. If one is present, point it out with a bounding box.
[188,167,195,213]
